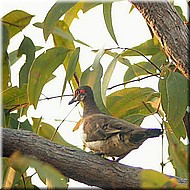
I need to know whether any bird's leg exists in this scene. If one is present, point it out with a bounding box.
[116,154,126,162]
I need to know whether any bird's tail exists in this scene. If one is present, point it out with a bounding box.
[129,128,162,144]
[145,128,162,138]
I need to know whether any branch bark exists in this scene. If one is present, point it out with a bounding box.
[129,0,189,80]
[2,128,187,189]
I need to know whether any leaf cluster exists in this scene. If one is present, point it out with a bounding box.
[2,1,189,189]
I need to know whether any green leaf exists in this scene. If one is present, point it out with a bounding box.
[51,20,82,89]
[175,5,187,21]
[121,38,161,56]
[8,152,69,188]
[63,2,83,26]
[53,21,91,48]
[165,122,188,178]
[140,169,172,188]
[16,176,34,189]
[7,113,32,131]
[3,52,11,91]
[34,119,79,150]
[2,24,9,52]
[43,1,77,40]
[80,48,108,113]
[18,36,35,87]
[9,50,22,66]
[62,51,82,91]
[62,47,80,96]
[2,10,34,38]
[3,156,29,188]
[28,47,69,109]
[159,72,189,137]
[172,120,187,139]
[7,113,19,129]
[129,5,135,13]
[81,2,101,13]
[3,84,28,110]
[105,50,131,66]
[32,117,42,133]
[103,3,118,45]
[102,54,118,104]
[53,21,75,48]
[9,46,43,66]
[167,73,188,127]
[106,87,160,124]
[124,51,166,81]
[124,61,153,81]
[2,24,11,91]
[123,113,147,126]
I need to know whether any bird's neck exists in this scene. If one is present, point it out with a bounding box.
[82,97,102,117]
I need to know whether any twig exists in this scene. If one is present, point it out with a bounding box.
[101,47,162,72]
[39,94,73,101]
[50,102,79,141]
[119,47,161,72]
[108,73,160,90]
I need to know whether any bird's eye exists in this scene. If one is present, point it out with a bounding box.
[79,89,85,94]
[75,89,85,96]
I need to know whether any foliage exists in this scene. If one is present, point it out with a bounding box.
[2,1,188,189]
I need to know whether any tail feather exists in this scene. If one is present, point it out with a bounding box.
[145,128,162,138]
[129,128,162,144]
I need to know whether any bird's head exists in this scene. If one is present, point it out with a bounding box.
[68,85,93,105]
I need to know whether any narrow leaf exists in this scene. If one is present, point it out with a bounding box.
[102,54,118,104]
[43,1,77,40]
[2,24,11,90]
[64,2,83,26]
[3,52,11,91]
[18,36,35,87]
[62,47,80,96]
[103,3,118,45]
[121,39,161,56]
[80,48,108,113]
[81,2,101,13]
[28,47,69,109]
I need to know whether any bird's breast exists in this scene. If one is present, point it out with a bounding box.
[83,132,139,157]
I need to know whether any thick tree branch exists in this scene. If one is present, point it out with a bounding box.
[2,128,187,189]
[129,0,189,80]
[2,128,141,189]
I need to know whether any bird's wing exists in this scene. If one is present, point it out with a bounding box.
[83,113,139,142]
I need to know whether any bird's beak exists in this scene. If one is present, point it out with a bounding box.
[68,96,78,105]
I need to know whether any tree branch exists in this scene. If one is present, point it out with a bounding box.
[129,0,189,80]
[2,128,187,189]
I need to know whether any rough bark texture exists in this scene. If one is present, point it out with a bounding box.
[130,0,189,79]
[3,128,142,189]
[2,128,187,189]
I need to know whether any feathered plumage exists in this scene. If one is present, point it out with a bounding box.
[69,85,162,161]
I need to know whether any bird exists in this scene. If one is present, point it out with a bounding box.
[69,85,162,161]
